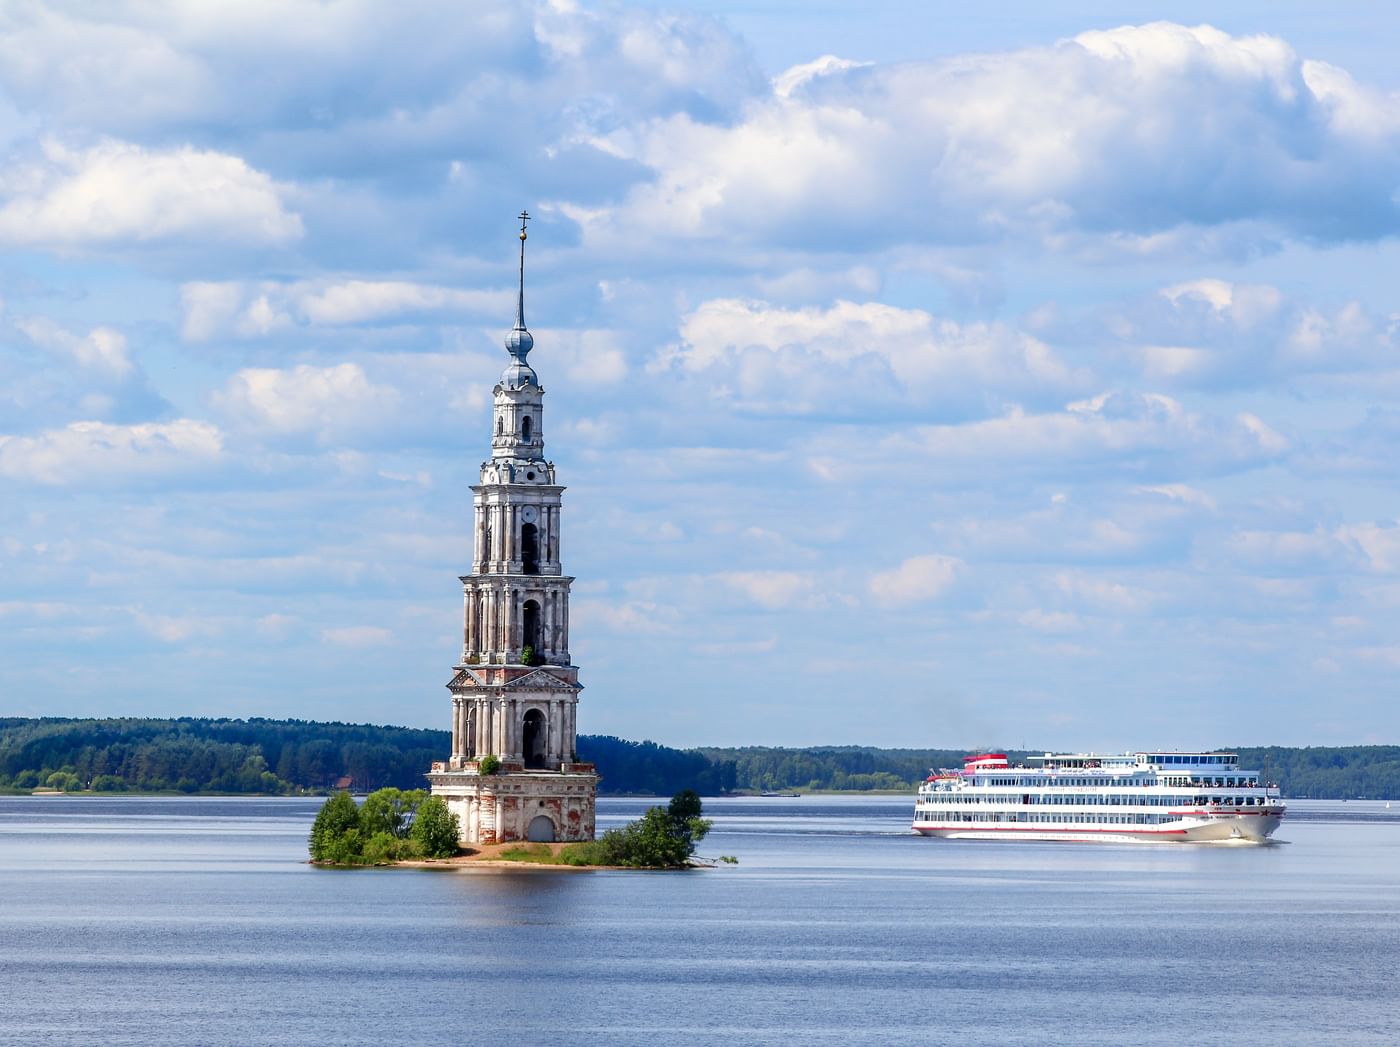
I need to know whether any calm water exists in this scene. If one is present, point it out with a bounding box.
[2,795,1398,1046]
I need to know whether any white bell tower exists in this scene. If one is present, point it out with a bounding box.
[428,212,598,845]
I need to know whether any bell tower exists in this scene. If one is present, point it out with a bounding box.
[428,212,598,845]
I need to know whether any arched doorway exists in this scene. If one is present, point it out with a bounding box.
[522,708,547,769]
[527,814,555,842]
[521,523,539,574]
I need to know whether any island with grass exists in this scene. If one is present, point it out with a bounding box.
[308,787,728,870]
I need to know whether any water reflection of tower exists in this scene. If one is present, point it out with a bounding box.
[428,212,598,845]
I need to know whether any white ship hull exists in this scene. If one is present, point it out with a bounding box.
[913,811,1283,844]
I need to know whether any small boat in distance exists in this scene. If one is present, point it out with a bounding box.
[913,751,1285,843]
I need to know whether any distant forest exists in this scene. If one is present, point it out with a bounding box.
[1,718,1397,799]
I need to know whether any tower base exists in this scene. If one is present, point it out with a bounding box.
[428,762,597,845]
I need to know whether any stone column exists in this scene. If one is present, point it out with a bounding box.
[449,697,461,760]
[548,700,560,764]
[509,587,520,655]
[481,590,492,655]
[542,591,554,659]
[464,588,475,655]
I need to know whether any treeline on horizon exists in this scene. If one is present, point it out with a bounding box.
[1,718,1398,799]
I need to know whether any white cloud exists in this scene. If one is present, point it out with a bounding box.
[1097,278,1400,391]
[179,278,512,341]
[663,297,1085,414]
[0,138,302,248]
[320,626,392,646]
[717,570,816,609]
[830,392,1289,482]
[16,317,132,376]
[868,555,963,606]
[1052,570,1154,614]
[0,419,223,484]
[213,363,401,445]
[577,22,1400,252]
[772,54,872,99]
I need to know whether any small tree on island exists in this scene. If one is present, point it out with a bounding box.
[308,791,361,863]
[410,796,461,858]
[566,789,713,868]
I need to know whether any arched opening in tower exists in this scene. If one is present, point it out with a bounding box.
[523,599,541,653]
[521,523,539,574]
[521,415,532,442]
[522,708,547,769]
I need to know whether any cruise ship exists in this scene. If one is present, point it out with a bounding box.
[913,751,1285,843]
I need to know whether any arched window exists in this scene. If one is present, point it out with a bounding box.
[522,708,547,769]
[496,416,503,435]
[521,524,539,575]
[521,415,532,441]
[522,599,541,650]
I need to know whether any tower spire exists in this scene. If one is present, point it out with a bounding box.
[514,210,529,333]
[501,210,536,386]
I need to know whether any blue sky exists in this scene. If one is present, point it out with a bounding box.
[3,1,1400,751]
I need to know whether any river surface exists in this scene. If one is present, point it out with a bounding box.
[1,795,1398,1046]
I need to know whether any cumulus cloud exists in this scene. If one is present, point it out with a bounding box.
[180,279,511,341]
[577,22,1400,253]
[0,138,302,248]
[717,570,816,609]
[1077,277,1400,391]
[213,363,401,446]
[0,419,222,484]
[660,298,1086,416]
[817,391,1289,484]
[16,317,132,376]
[0,3,760,198]
[868,555,964,606]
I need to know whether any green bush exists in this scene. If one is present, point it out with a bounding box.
[559,791,713,869]
[410,796,460,858]
[46,771,81,791]
[477,754,500,776]
[309,791,361,862]
[362,831,422,864]
[311,788,457,864]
